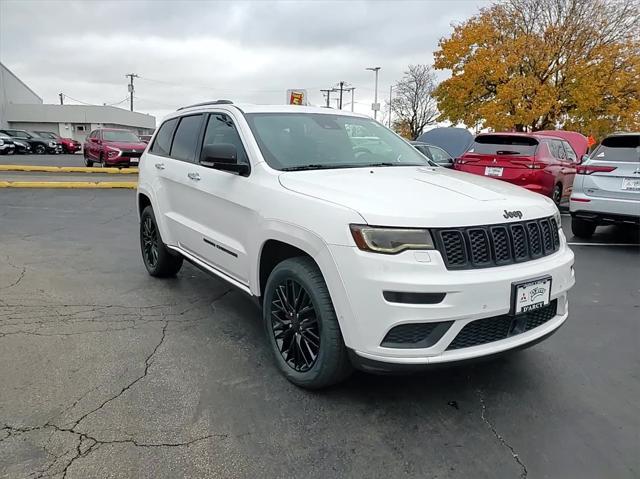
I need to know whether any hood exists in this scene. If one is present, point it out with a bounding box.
[536,130,589,157]
[103,140,147,150]
[279,166,556,227]
[417,127,474,159]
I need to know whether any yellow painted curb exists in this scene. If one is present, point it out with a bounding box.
[0,181,138,189]
[0,165,138,174]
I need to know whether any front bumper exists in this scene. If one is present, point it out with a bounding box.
[328,234,575,365]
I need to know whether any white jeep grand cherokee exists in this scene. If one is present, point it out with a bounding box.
[137,101,575,388]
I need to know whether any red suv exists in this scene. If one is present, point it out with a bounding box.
[454,132,586,204]
[83,128,147,167]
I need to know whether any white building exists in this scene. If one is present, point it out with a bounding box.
[0,62,155,143]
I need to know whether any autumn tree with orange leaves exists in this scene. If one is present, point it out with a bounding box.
[433,0,640,139]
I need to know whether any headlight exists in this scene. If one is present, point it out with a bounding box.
[107,147,121,158]
[15,141,26,147]
[553,210,562,230]
[48,141,56,147]
[0,139,4,146]
[350,225,435,254]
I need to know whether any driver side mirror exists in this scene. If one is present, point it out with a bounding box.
[201,143,249,175]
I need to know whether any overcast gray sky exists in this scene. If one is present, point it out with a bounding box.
[0,0,488,124]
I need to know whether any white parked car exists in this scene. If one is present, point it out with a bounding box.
[137,101,575,388]
[570,133,640,238]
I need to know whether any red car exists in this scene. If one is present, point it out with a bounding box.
[454,132,588,204]
[34,131,82,154]
[83,128,147,167]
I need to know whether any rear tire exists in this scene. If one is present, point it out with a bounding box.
[140,206,183,277]
[552,184,562,205]
[571,217,596,239]
[263,257,352,389]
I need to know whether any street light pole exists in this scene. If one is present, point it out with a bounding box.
[366,67,381,119]
[388,85,393,128]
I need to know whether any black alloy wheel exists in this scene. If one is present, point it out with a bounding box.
[141,215,159,269]
[270,279,321,372]
[34,144,46,154]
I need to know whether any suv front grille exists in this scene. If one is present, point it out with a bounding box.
[433,216,560,270]
[446,300,558,350]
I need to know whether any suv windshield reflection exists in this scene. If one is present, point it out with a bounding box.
[244,113,432,170]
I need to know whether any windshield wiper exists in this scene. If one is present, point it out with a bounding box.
[280,164,358,171]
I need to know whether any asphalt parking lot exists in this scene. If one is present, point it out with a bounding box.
[0,153,88,168]
[1,188,638,479]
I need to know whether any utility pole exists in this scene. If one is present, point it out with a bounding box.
[388,85,393,128]
[337,81,345,110]
[59,93,64,105]
[350,87,355,112]
[320,88,332,108]
[366,67,381,119]
[125,73,139,112]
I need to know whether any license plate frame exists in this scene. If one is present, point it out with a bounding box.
[622,177,640,191]
[510,275,552,316]
[485,166,503,177]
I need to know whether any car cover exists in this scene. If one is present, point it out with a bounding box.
[417,127,474,159]
[536,130,589,158]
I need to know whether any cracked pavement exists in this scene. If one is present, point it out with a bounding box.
[1,189,638,478]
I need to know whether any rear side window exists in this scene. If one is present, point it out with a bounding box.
[150,118,178,156]
[171,115,204,162]
[548,140,567,160]
[469,135,538,155]
[202,113,249,164]
[592,135,640,163]
[562,141,578,162]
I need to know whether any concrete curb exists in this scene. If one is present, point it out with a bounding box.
[0,181,137,189]
[0,165,138,174]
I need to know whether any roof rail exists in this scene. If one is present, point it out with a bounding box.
[177,100,233,111]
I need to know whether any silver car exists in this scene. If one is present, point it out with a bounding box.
[570,133,640,238]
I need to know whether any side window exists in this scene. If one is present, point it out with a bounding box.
[428,146,451,164]
[562,141,577,162]
[170,115,204,162]
[552,140,566,159]
[150,118,179,157]
[202,113,249,164]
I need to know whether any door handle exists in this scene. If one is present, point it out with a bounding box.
[187,172,201,181]
[155,163,165,170]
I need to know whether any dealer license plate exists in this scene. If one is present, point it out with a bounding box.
[129,158,139,164]
[512,277,551,315]
[485,166,503,177]
[622,178,640,191]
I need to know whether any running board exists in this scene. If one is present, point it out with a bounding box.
[167,245,252,296]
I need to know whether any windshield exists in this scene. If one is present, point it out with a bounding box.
[102,130,140,142]
[591,135,640,163]
[468,135,538,155]
[244,113,432,170]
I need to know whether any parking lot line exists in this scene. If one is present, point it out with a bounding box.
[0,181,137,189]
[0,165,138,174]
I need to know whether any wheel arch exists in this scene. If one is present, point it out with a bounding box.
[253,223,357,347]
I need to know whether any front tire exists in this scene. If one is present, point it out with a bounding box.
[571,217,596,239]
[140,206,183,277]
[263,257,352,389]
[84,152,93,167]
[34,144,46,155]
